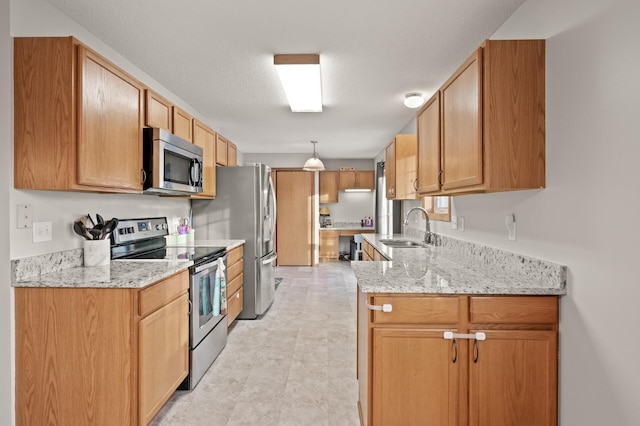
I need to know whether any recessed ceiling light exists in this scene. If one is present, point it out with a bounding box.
[403,92,425,109]
[274,54,323,112]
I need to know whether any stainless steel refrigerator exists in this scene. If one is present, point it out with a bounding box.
[375,161,402,235]
[192,163,277,319]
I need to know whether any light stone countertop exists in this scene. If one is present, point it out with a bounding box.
[11,239,245,289]
[352,234,567,296]
[12,260,192,289]
[320,226,375,231]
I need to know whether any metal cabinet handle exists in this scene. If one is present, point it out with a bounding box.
[438,170,443,187]
[452,339,458,363]
[473,339,479,363]
[141,169,147,185]
[366,303,392,312]
[413,178,418,191]
[236,293,240,299]
[187,299,192,315]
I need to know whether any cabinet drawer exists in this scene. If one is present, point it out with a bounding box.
[227,259,243,282]
[372,296,459,324]
[227,272,243,297]
[227,288,243,326]
[227,245,243,265]
[139,270,189,318]
[470,296,558,324]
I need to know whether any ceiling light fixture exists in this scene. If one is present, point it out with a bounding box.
[303,141,325,171]
[403,92,425,109]
[274,54,323,112]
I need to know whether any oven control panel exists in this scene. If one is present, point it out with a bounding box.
[112,217,169,245]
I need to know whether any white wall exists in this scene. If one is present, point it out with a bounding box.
[1,0,13,422]
[444,1,637,424]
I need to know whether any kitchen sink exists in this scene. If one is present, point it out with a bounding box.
[379,239,429,248]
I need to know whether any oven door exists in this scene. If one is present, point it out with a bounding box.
[190,255,227,346]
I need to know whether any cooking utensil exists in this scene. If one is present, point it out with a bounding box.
[96,214,104,225]
[99,218,118,240]
[73,220,92,240]
[86,214,95,228]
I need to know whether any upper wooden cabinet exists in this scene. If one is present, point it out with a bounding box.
[216,134,228,166]
[319,171,339,203]
[417,39,546,196]
[384,143,396,199]
[14,37,144,193]
[227,142,238,166]
[215,135,238,166]
[339,170,374,191]
[145,89,172,131]
[385,135,417,200]
[172,106,193,142]
[191,119,216,199]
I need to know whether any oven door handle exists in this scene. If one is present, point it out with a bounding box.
[193,254,227,274]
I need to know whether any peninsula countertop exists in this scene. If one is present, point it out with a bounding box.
[352,234,567,296]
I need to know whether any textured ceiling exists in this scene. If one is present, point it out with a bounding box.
[45,0,524,159]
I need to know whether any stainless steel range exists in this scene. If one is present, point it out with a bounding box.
[111,217,228,390]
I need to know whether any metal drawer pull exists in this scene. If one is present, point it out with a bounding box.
[443,331,486,341]
[367,303,393,313]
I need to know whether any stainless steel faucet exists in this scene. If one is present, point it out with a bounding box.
[403,206,434,244]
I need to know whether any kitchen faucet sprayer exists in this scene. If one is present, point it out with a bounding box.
[403,207,434,245]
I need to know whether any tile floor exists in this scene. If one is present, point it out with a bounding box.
[151,262,360,426]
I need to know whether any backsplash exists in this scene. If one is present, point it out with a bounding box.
[12,248,82,282]
[403,228,566,287]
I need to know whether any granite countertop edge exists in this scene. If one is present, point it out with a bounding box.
[353,234,567,296]
[11,239,245,289]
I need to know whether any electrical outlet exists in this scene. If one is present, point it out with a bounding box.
[459,217,465,232]
[17,204,33,229]
[451,216,458,230]
[33,221,52,243]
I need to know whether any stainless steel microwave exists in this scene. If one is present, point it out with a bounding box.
[143,127,203,195]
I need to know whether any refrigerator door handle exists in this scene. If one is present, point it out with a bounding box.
[267,175,277,242]
[262,252,277,265]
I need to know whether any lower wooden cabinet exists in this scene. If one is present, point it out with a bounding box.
[14,270,189,426]
[357,290,558,426]
[319,230,339,262]
[226,244,244,326]
[362,240,389,261]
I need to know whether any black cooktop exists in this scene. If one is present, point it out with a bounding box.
[123,246,226,263]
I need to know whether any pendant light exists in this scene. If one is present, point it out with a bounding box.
[303,141,325,171]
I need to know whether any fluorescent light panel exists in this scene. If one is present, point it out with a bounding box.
[274,54,322,112]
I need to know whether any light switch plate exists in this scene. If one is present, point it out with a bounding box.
[33,221,52,243]
[459,217,465,232]
[451,216,458,230]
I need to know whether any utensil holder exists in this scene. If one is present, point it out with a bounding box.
[83,239,110,267]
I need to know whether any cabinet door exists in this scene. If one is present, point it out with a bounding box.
[394,136,417,199]
[77,45,143,191]
[192,119,216,199]
[441,48,483,190]
[417,92,442,194]
[356,171,375,190]
[216,135,228,166]
[227,142,237,166]
[319,171,339,203]
[372,328,459,426]
[172,106,193,142]
[469,330,557,426]
[385,142,396,199]
[319,231,339,261]
[145,89,172,131]
[339,171,356,190]
[139,293,189,426]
